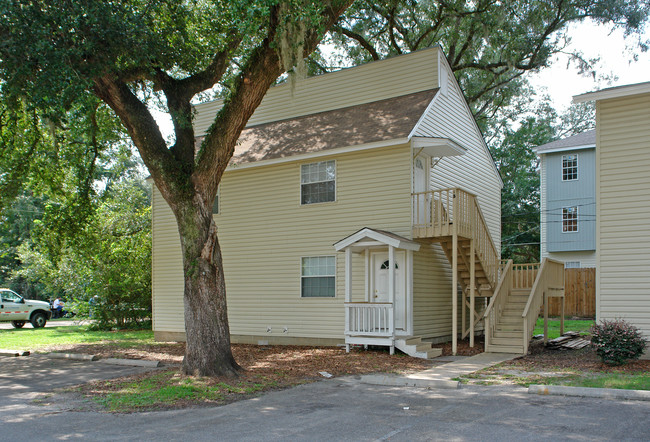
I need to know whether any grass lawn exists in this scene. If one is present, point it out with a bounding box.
[562,372,650,390]
[0,325,154,350]
[533,318,594,339]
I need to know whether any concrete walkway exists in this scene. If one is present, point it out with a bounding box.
[360,352,517,389]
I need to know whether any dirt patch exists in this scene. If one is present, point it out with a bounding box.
[58,343,441,412]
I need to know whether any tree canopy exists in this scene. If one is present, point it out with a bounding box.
[1,0,353,376]
[329,0,649,127]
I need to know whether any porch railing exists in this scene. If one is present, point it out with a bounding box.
[412,188,500,288]
[345,302,394,337]
[512,263,540,289]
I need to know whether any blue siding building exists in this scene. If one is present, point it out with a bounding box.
[535,130,596,268]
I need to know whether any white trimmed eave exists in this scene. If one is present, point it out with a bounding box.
[334,228,421,253]
[533,144,596,155]
[573,81,650,103]
[410,136,467,157]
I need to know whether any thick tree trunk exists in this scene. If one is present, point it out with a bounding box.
[174,196,240,377]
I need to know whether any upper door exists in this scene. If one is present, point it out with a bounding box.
[413,155,429,225]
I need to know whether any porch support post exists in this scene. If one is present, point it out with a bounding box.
[452,233,458,355]
[345,247,352,353]
[470,238,475,348]
[389,245,395,355]
[364,249,370,302]
[345,247,352,303]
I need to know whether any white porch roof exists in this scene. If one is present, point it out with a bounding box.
[333,228,421,253]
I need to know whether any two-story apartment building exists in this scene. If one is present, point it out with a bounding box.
[574,81,650,344]
[535,130,596,269]
[151,47,506,357]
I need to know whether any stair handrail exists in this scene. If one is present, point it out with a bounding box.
[483,259,513,352]
[520,258,565,353]
[467,191,500,289]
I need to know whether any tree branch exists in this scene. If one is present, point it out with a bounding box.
[331,25,380,60]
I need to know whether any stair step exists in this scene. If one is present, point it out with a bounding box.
[487,344,524,354]
[490,337,524,346]
[496,324,524,332]
[492,330,522,339]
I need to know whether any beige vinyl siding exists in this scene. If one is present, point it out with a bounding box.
[411,53,502,251]
[412,242,453,339]
[151,188,184,333]
[193,48,440,135]
[152,145,412,339]
[597,92,650,338]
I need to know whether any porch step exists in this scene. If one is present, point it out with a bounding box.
[493,330,522,339]
[486,343,524,354]
[490,336,524,346]
[395,337,442,360]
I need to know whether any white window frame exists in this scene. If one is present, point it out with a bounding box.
[562,154,578,181]
[300,160,336,205]
[300,256,336,298]
[562,206,578,233]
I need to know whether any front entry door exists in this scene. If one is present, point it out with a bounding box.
[371,251,406,330]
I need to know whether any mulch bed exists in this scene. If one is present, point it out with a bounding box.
[505,339,650,373]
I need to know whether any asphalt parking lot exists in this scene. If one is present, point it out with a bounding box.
[0,354,649,441]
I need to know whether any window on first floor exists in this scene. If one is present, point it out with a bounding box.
[301,256,335,298]
[301,160,335,204]
[562,206,578,232]
[562,154,578,181]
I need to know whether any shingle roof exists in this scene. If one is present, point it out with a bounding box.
[203,89,437,165]
[534,129,596,153]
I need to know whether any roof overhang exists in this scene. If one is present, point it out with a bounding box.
[334,228,421,253]
[410,136,466,157]
[533,144,596,155]
[573,81,650,103]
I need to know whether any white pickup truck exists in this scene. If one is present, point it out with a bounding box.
[0,288,51,328]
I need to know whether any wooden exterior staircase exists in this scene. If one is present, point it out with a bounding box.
[412,188,500,353]
[484,259,566,354]
[412,188,565,355]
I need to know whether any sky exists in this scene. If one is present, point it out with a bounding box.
[529,19,650,110]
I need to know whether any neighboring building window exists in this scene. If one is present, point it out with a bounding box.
[301,160,335,204]
[562,206,578,232]
[565,261,581,269]
[562,154,578,181]
[301,256,335,298]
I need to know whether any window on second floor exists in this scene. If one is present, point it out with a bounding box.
[301,160,335,204]
[563,206,578,233]
[562,154,578,181]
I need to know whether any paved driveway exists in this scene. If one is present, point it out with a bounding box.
[0,357,648,442]
[0,319,82,330]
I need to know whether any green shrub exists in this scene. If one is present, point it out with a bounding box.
[591,319,646,365]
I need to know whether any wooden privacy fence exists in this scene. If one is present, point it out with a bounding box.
[547,268,596,317]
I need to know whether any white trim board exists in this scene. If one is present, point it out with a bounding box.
[534,144,595,155]
[334,228,421,252]
[573,81,650,103]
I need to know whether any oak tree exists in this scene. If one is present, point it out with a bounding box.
[0,0,352,376]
